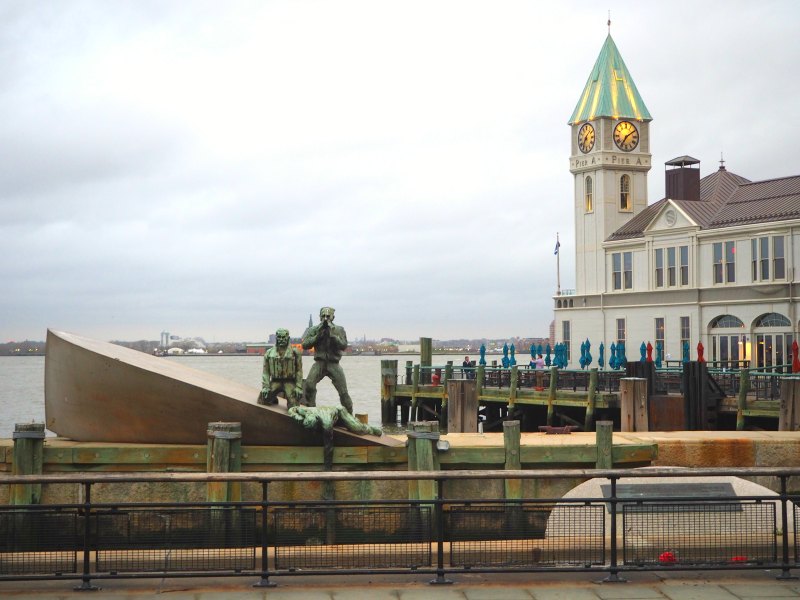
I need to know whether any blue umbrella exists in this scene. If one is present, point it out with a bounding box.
[619,342,628,368]
[579,340,587,369]
[510,343,516,366]
[502,343,509,368]
[598,342,605,369]
[639,342,647,363]
[609,342,617,370]
[682,341,690,364]
[584,339,592,368]
[545,343,552,367]
[655,341,663,369]
[479,344,487,366]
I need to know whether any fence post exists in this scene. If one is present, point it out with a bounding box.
[12,422,45,505]
[206,422,242,503]
[620,377,648,432]
[381,359,398,425]
[596,421,613,469]
[503,420,522,500]
[584,368,598,432]
[737,368,750,430]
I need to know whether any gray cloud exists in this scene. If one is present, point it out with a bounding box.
[1,0,798,343]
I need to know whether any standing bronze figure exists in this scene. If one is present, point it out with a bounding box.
[259,328,303,407]
[302,307,353,414]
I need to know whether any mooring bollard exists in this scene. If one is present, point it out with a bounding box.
[12,422,45,505]
[206,422,242,503]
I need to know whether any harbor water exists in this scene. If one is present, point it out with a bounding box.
[0,353,474,439]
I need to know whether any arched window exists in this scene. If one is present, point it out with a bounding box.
[709,315,745,329]
[755,313,791,327]
[585,176,593,212]
[620,174,631,210]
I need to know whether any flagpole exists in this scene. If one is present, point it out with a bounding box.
[556,232,561,296]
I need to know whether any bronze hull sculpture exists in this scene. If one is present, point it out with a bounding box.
[44,330,399,447]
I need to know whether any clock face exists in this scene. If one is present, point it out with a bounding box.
[577,122,595,153]
[613,121,639,151]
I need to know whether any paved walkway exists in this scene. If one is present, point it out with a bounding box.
[2,570,800,599]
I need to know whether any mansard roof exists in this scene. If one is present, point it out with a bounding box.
[568,35,652,125]
[605,168,800,241]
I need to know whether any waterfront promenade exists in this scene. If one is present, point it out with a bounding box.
[2,570,800,599]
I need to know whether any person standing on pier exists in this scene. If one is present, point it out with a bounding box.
[301,306,354,414]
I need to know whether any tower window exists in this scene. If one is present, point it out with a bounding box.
[585,176,593,212]
[620,174,631,211]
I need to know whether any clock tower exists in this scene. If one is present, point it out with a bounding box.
[568,34,652,295]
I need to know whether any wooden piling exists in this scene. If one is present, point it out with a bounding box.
[584,368,598,432]
[447,380,478,433]
[779,376,800,431]
[420,337,432,384]
[407,421,439,502]
[380,359,398,425]
[620,378,648,432]
[206,422,242,502]
[503,420,521,500]
[547,367,558,426]
[595,421,613,469]
[411,364,420,422]
[737,368,750,431]
[12,423,44,505]
[509,365,518,408]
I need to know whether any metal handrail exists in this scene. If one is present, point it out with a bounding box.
[1,467,799,587]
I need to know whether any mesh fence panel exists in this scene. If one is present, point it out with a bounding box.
[794,500,800,564]
[0,510,79,575]
[447,503,605,568]
[623,501,777,566]
[95,508,256,573]
[274,505,431,570]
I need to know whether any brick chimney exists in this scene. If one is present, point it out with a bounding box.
[665,156,701,201]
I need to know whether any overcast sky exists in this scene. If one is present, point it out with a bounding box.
[2,0,799,344]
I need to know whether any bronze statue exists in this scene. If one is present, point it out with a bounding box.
[301,306,353,414]
[259,328,302,407]
[288,405,381,437]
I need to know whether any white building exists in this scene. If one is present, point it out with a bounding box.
[554,34,800,369]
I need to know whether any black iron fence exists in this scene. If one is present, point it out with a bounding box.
[1,467,800,588]
[405,363,793,402]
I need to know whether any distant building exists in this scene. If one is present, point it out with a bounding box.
[554,34,800,369]
[397,343,421,353]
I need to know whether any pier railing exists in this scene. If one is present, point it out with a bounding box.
[1,467,800,588]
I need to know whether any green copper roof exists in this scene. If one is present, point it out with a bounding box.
[568,34,651,125]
